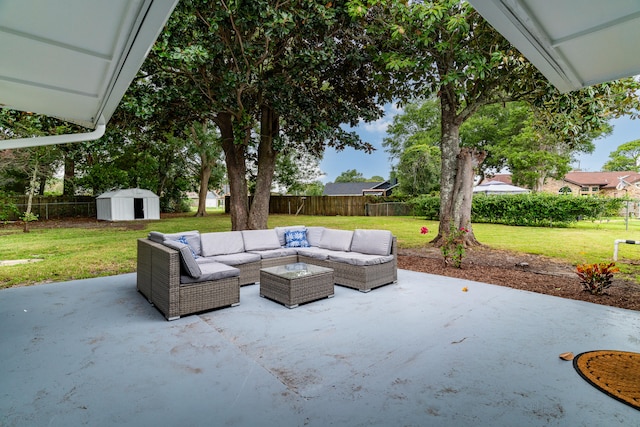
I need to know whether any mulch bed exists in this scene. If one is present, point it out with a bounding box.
[398,246,640,311]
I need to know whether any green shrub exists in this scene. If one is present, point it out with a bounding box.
[410,193,624,227]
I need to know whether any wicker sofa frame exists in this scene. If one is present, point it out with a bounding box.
[137,239,240,320]
[137,231,397,320]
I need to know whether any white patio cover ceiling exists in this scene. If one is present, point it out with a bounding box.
[469,0,640,93]
[0,0,178,149]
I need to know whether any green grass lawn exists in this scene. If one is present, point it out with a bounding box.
[1,213,638,288]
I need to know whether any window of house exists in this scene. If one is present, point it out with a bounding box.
[581,187,589,192]
[592,186,599,192]
[559,186,572,194]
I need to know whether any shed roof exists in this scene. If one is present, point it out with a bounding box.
[97,188,159,199]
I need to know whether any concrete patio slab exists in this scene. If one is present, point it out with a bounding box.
[1,270,638,426]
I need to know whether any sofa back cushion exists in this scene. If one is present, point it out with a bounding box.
[305,226,325,247]
[241,229,281,251]
[162,239,202,278]
[163,230,201,256]
[350,229,393,256]
[318,229,353,252]
[274,225,306,246]
[201,231,244,256]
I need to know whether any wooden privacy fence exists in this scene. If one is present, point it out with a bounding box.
[270,196,368,216]
[226,196,412,217]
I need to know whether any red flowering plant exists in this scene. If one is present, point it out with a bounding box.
[575,262,619,295]
[442,223,468,268]
[420,223,468,268]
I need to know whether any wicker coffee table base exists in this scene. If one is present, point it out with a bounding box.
[260,266,334,308]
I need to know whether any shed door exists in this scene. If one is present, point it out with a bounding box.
[134,198,144,219]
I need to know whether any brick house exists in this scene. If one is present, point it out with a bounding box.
[541,171,640,199]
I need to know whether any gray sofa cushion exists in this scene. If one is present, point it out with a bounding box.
[241,230,281,251]
[328,252,395,266]
[148,231,165,243]
[164,230,202,256]
[296,247,334,260]
[201,231,244,256]
[274,225,306,246]
[318,229,353,251]
[305,226,325,247]
[350,229,393,256]
[180,262,239,285]
[208,252,261,266]
[248,247,298,259]
[162,239,202,279]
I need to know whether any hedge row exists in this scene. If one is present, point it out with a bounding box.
[409,193,624,227]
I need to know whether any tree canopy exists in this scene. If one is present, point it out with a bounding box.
[603,139,640,172]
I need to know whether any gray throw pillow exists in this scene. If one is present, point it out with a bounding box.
[162,239,202,278]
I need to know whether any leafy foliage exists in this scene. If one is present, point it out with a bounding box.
[576,262,619,295]
[411,193,623,226]
[603,139,640,172]
[441,223,468,268]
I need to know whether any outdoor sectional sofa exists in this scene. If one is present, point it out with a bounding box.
[136,226,397,320]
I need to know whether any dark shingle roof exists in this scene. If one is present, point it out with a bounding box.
[323,182,384,196]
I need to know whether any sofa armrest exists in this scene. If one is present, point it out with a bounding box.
[137,238,182,319]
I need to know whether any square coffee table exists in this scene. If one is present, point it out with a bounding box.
[260,263,334,308]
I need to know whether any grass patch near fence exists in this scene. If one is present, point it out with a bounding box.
[0,212,638,288]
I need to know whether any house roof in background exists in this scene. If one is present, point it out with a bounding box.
[323,182,384,196]
[486,174,513,185]
[469,0,640,92]
[563,171,640,189]
[0,0,178,145]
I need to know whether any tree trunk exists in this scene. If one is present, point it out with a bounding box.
[23,157,39,233]
[434,99,485,247]
[248,106,279,230]
[63,154,76,196]
[217,113,250,230]
[193,123,212,217]
[195,163,212,217]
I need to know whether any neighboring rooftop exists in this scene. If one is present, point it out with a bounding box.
[323,182,384,196]
[563,171,640,189]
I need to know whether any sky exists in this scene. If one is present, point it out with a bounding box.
[318,106,639,183]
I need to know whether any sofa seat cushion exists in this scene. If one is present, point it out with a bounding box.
[248,247,298,259]
[350,229,393,256]
[206,252,261,266]
[318,229,354,251]
[161,239,202,278]
[180,262,240,285]
[200,231,244,256]
[241,230,281,251]
[328,252,395,266]
[296,247,334,260]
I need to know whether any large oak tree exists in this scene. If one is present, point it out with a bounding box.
[152,0,394,230]
[353,0,640,245]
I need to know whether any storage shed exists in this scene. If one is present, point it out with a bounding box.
[96,188,160,221]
